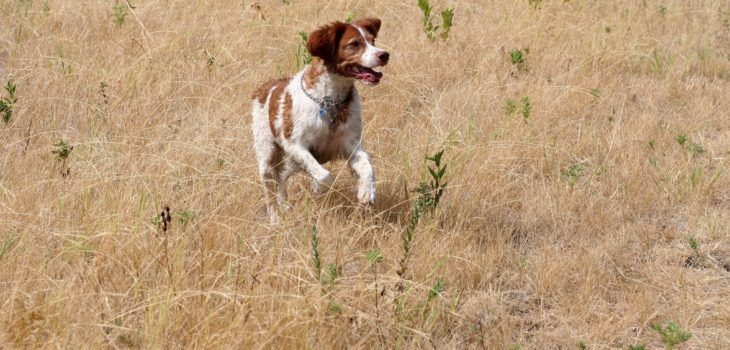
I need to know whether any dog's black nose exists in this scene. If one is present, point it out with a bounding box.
[378,51,390,64]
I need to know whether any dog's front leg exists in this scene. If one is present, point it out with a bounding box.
[346,143,376,204]
[282,142,333,191]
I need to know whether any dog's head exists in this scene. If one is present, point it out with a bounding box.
[306,18,389,85]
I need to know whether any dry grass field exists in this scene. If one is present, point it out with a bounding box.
[1,0,729,348]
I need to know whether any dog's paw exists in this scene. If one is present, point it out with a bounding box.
[312,172,334,195]
[357,183,376,205]
[277,197,292,212]
[267,208,281,226]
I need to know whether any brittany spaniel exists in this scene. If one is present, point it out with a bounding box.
[251,18,389,222]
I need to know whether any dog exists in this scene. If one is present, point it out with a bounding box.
[251,18,390,222]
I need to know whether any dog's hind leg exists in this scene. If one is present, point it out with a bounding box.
[252,99,284,223]
[257,158,280,224]
[274,160,293,212]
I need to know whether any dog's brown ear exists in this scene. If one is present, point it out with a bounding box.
[307,22,347,63]
[354,18,381,37]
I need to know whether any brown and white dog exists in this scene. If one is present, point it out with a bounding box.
[251,18,389,222]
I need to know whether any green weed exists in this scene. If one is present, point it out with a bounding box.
[676,134,704,155]
[296,31,313,69]
[528,0,543,9]
[366,249,384,266]
[1,78,18,125]
[563,163,584,188]
[418,0,455,42]
[651,321,692,350]
[690,167,703,188]
[398,149,448,277]
[439,8,454,40]
[509,48,525,65]
[205,49,215,71]
[504,99,517,115]
[310,225,322,282]
[309,226,340,292]
[366,248,384,315]
[52,140,73,161]
[323,263,341,290]
[415,149,448,213]
[344,12,355,24]
[426,276,445,303]
[648,48,673,74]
[675,134,687,146]
[688,236,699,251]
[520,96,532,121]
[328,299,342,314]
[111,3,128,27]
[176,210,195,228]
[0,235,19,261]
[686,142,704,155]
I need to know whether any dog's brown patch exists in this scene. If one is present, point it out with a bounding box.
[268,143,284,169]
[304,58,326,89]
[251,78,288,105]
[264,79,289,136]
[333,90,355,127]
[353,18,381,37]
[310,145,340,164]
[282,92,294,139]
[304,57,327,89]
[306,22,348,64]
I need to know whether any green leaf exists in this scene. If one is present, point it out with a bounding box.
[427,276,445,302]
[5,79,16,97]
[366,249,384,264]
[439,7,454,39]
[428,166,437,180]
[344,12,354,23]
[418,0,432,16]
[675,134,687,146]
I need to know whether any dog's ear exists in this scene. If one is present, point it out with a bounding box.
[307,21,347,63]
[354,18,381,38]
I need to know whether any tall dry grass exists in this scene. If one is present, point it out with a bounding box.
[1,0,729,348]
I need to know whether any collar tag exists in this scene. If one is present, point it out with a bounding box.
[319,97,338,120]
[300,77,351,123]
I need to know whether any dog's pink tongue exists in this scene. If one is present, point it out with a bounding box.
[356,69,383,83]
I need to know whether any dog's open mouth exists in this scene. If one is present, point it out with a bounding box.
[346,65,383,85]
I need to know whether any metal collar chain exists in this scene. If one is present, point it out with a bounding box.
[300,77,352,121]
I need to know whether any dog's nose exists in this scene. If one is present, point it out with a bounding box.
[378,51,390,64]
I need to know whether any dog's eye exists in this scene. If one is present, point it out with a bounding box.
[349,41,360,48]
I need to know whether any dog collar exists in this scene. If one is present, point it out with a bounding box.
[300,77,353,121]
